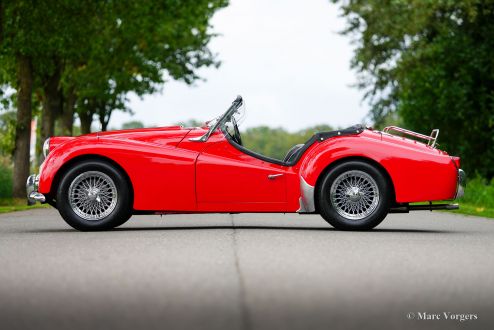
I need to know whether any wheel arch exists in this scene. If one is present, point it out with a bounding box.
[312,156,396,213]
[49,154,135,207]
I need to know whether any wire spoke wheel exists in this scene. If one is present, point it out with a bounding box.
[330,170,380,221]
[68,171,118,221]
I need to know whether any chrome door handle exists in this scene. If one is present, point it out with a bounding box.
[268,174,284,180]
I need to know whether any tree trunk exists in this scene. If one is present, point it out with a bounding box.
[61,86,76,136]
[40,68,62,140]
[12,55,33,198]
[38,65,62,164]
[79,109,93,134]
[98,108,112,132]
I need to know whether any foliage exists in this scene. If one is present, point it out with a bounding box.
[0,0,228,195]
[461,176,494,208]
[0,111,16,156]
[333,0,494,178]
[71,0,228,131]
[0,157,13,198]
[121,121,145,130]
[176,119,205,128]
[1,0,228,131]
[444,176,494,218]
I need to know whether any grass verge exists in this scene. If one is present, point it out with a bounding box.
[0,198,50,214]
[450,202,494,219]
[453,176,494,219]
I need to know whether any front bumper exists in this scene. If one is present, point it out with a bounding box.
[455,169,466,199]
[26,174,46,205]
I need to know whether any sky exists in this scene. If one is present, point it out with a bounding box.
[109,0,369,132]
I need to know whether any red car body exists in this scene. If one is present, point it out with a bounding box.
[26,96,465,231]
[37,123,460,214]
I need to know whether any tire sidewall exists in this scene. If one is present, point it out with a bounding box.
[57,160,131,231]
[318,161,390,230]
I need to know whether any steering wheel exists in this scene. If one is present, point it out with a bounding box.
[231,116,243,146]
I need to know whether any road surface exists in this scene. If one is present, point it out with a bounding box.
[1,209,493,330]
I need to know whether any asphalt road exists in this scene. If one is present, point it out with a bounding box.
[1,209,493,330]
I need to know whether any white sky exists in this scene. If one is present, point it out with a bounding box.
[109,0,369,132]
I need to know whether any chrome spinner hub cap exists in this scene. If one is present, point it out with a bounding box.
[69,171,118,221]
[330,170,379,220]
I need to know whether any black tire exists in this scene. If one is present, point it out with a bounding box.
[56,160,132,231]
[318,161,391,230]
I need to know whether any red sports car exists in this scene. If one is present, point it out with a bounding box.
[27,96,465,231]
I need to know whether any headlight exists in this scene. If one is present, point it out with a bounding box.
[43,138,50,158]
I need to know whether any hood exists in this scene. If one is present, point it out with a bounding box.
[92,125,194,147]
[90,125,187,138]
[50,126,197,151]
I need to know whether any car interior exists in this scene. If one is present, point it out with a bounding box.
[213,96,363,167]
[223,122,333,167]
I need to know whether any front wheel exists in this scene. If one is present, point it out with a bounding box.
[318,161,391,230]
[56,160,132,231]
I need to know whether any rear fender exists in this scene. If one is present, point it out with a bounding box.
[298,134,458,208]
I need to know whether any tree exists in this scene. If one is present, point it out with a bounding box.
[1,0,227,197]
[1,0,103,194]
[1,1,39,197]
[121,121,145,130]
[0,111,16,157]
[176,119,205,127]
[73,0,228,134]
[333,0,494,178]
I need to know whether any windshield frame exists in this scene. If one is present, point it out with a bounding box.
[190,95,244,142]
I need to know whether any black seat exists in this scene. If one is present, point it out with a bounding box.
[283,144,304,163]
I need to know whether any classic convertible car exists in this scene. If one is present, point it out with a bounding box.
[27,96,465,231]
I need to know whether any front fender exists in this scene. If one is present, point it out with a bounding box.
[39,137,199,211]
[39,136,100,193]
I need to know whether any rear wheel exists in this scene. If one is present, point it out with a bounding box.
[57,160,132,231]
[318,161,391,230]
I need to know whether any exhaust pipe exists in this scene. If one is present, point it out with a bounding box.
[390,203,459,213]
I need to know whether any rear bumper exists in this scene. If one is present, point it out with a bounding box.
[455,169,466,199]
[26,174,45,205]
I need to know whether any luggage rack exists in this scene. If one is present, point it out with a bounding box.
[383,126,439,148]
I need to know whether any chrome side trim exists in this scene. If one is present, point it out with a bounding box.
[297,176,315,213]
[455,169,466,199]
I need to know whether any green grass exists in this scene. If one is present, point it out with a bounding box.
[452,176,494,218]
[450,202,494,218]
[0,198,50,214]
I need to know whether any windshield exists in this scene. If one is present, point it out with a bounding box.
[223,102,245,139]
[223,101,245,127]
[192,95,244,142]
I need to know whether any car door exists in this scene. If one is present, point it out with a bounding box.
[195,135,288,212]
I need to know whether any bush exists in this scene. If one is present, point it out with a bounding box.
[462,176,494,208]
[0,158,13,198]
